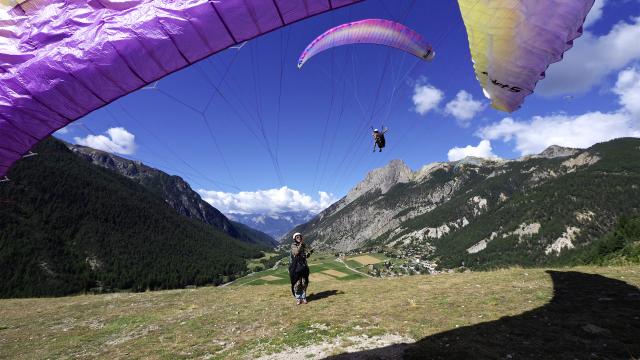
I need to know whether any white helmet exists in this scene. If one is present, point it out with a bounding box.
[373,128,379,132]
[292,232,302,240]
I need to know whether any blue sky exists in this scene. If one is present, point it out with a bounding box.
[55,0,640,215]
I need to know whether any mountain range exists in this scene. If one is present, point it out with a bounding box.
[66,143,310,244]
[227,211,315,240]
[3,136,638,297]
[287,138,640,269]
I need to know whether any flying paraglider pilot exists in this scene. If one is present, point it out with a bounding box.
[372,127,388,152]
[289,232,313,305]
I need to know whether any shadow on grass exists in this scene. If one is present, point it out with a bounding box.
[308,290,343,302]
[324,271,640,359]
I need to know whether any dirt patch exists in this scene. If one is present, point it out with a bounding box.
[310,273,334,282]
[106,325,159,346]
[323,270,349,278]
[255,334,414,360]
[350,255,382,266]
[260,275,282,282]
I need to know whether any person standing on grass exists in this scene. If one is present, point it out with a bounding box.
[289,232,313,305]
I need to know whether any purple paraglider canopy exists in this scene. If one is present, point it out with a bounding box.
[0,0,362,177]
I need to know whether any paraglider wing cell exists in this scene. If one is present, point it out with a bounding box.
[457,0,596,112]
[0,0,362,177]
[298,19,434,68]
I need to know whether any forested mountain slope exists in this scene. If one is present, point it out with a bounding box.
[67,143,277,248]
[0,138,263,298]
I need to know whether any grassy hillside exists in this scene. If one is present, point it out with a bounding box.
[0,138,263,298]
[235,254,367,286]
[0,265,638,359]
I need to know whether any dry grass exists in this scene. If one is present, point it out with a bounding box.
[0,266,638,359]
[322,270,349,278]
[349,255,382,266]
[260,276,283,282]
[309,273,334,282]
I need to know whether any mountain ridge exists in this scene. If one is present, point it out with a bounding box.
[67,143,277,248]
[227,210,315,240]
[287,138,640,269]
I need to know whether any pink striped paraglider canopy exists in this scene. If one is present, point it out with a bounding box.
[297,18,435,68]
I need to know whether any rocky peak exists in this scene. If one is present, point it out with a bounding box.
[413,162,450,182]
[345,159,412,203]
[526,145,580,160]
[68,144,153,179]
[454,156,504,167]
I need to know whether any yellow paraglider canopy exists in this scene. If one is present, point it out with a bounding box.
[458,0,595,112]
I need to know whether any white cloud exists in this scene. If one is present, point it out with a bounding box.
[412,82,444,115]
[583,0,607,28]
[479,66,640,156]
[74,127,137,155]
[318,191,336,209]
[447,140,499,161]
[478,113,639,156]
[197,186,338,215]
[537,16,640,96]
[444,90,485,126]
[54,122,83,136]
[613,65,640,117]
